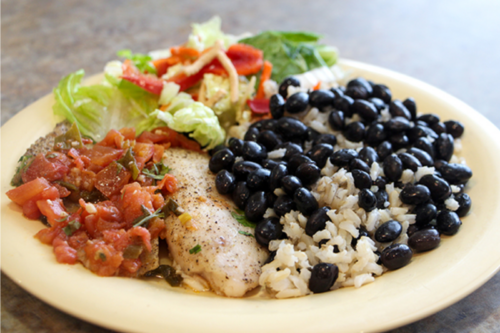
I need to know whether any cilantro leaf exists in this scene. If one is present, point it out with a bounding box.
[238,230,254,237]
[231,209,256,228]
[142,162,172,180]
[63,220,81,236]
[132,205,165,227]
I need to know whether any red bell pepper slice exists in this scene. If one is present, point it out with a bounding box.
[121,60,164,95]
[247,98,270,114]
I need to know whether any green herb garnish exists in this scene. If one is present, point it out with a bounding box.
[238,230,254,237]
[55,215,70,223]
[116,148,139,180]
[231,209,256,228]
[144,265,183,287]
[54,180,79,192]
[54,122,83,150]
[99,252,107,262]
[11,155,34,187]
[189,244,202,254]
[142,162,172,181]
[117,49,157,75]
[132,205,165,227]
[63,220,81,236]
[162,198,184,217]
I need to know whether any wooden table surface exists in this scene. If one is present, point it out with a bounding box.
[2,0,500,332]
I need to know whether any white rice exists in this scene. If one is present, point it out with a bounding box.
[258,103,469,298]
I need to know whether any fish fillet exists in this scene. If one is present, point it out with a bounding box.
[163,148,267,297]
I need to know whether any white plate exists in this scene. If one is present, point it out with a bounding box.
[2,59,500,333]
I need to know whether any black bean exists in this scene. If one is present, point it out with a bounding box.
[209,144,227,156]
[294,187,319,215]
[431,122,447,135]
[232,181,252,210]
[358,188,377,212]
[270,94,285,119]
[434,133,454,162]
[328,110,345,131]
[232,160,262,180]
[269,164,288,191]
[309,263,339,293]
[407,125,438,143]
[417,113,440,125]
[209,148,235,173]
[334,95,354,117]
[352,227,370,250]
[242,141,267,163]
[402,98,417,120]
[377,141,393,161]
[309,143,334,168]
[365,123,387,146]
[408,229,440,252]
[389,100,412,120]
[455,193,471,217]
[285,92,309,114]
[266,192,277,207]
[244,191,268,222]
[381,244,413,270]
[278,76,300,99]
[330,87,344,99]
[352,100,379,122]
[436,211,462,235]
[399,184,431,205]
[375,190,389,209]
[349,158,371,173]
[374,176,387,190]
[418,174,451,201]
[264,251,277,265]
[385,116,411,133]
[345,85,369,100]
[276,117,308,140]
[309,89,335,111]
[244,127,260,142]
[273,195,296,216]
[247,168,271,191]
[305,207,331,236]
[407,224,420,238]
[444,120,464,138]
[215,170,236,194]
[228,137,244,156]
[372,84,392,104]
[314,134,337,146]
[389,132,409,150]
[306,127,321,143]
[439,163,473,184]
[296,163,321,186]
[351,169,372,189]
[257,130,283,151]
[407,147,434,167]
[344,121,365,142]
[330,149,359,167]
[413,137,435,159]
[261,119,279,132]
[384,154,403,182]
[281,175,303,196]
[369,97,386,111]
[255,217,283,246]
[414,202,438,226]
[261,159,282,171]
[358,147,379,166]
[277,142,304,161]
[287,154,313,174]
[398,152,422,172]
[375,220,402,243]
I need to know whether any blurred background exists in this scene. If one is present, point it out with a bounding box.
[2,0,500,332]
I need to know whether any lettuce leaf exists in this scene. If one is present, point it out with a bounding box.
[239,31,338,83]
[52,69,160,141]
[156,94,225,150]
[185,16,238,51]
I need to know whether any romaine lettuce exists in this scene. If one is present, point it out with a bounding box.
[185,16,238,51]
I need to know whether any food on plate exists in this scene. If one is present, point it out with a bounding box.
[7,17,472,299]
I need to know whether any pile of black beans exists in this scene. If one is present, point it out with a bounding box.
[208,76,473,294]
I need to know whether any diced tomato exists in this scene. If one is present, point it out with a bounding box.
[93,201,123,222]
[158,174,178,194]
[67,148,86,170]
[115,182,154,227]
[148,217,165,239]
[22,199,42,220]
[80,145,124,167]
[35,224,65,245]
[53,183,71,198]
[67,230,89,250]
[83,240,123,276]
[152,193,165,210]
[96,217,127,234]
[120,258,142,276]
[53,236,78,264]
[36,198,68,226]
[133,143,155,170]
[97,129,125,149]
[102,229,130,252]
[22,153,69,183]
[121,60,164,95]
[128,226,152,252]
[152,145,165,163]
[6,177,52,205]
[119,127,136,141]
[247,98,270,114]
[95,162,131,198]
[137,127,201,152]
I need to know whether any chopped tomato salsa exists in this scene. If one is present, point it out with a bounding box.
[5,125,195,277]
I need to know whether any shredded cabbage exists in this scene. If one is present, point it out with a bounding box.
[185,16,238,51]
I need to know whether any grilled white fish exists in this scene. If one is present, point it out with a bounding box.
[163,148,267,297]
